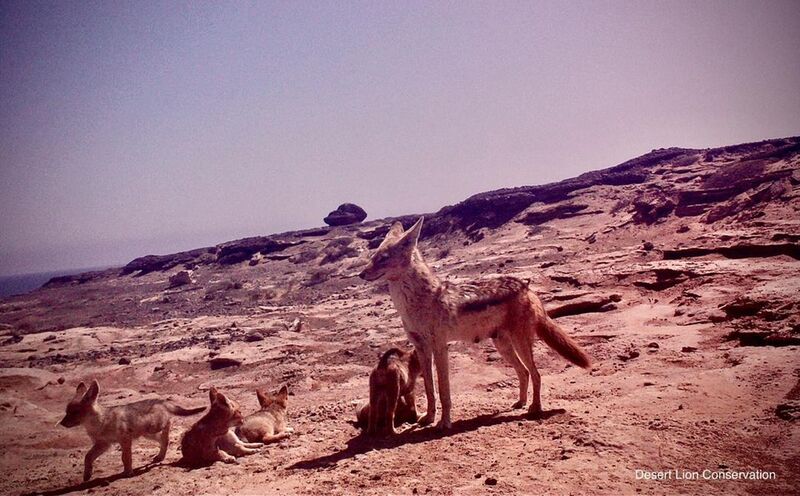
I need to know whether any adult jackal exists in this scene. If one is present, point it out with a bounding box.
[359,218,591,429]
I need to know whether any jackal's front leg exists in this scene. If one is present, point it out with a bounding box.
[416,345,437,426]
[83,442,110,482]
[433,345,452,429]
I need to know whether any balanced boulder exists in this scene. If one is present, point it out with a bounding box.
[323,203,367,226]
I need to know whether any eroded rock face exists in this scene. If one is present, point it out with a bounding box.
[631,189,676,225]
[323,203,368,226]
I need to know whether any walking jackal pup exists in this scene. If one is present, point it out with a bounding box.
[359,218,591,429]
[237,386,294,444]
[357,347,421,435]
[58,380,205,481]
[180,387,262,467]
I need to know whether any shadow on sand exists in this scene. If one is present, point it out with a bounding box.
[23,462,165,496]
[289,408,567,470]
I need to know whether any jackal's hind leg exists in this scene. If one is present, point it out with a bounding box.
[509,326,542,416]
[152,420,170,463]
[492,332,529,409]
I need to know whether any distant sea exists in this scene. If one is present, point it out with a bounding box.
[0,266,113,298]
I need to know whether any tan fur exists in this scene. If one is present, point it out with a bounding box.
[58,380,205,481]
[359,347,421,435]
[179,387,261,467]
[237,386,294,444]
[359,217,591,429]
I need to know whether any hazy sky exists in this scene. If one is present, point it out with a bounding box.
[1,1,799,276]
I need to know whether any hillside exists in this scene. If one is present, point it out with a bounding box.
[0,136,798,495]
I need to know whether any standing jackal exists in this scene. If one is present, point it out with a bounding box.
[359,218,591,429]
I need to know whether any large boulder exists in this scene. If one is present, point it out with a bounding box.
[168,270,194,288]
[324,203,367,226]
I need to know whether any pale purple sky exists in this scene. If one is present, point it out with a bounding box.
[1,1,799,276]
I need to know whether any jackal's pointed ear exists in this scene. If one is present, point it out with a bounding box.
[277,385,289,401]
[84,380,99,404]
[256,389,269,408]
[209,386,219,403]
[397,217,423,251]
[74,382,87,397]
[386,222,404,241]
[378,222,405,249]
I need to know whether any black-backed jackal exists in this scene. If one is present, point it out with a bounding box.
[59,380,205,481]
[359,218,591,429]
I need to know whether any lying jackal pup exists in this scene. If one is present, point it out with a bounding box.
[59,380,205,481]
[180,387,262,467]
[237,386,294,444]
[363,347,421,435]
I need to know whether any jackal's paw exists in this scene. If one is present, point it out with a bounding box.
[511,400,526,409]
[526,407,544,419]
[436,418,452,430]
[417,413,435,426]
[221,454,238,464]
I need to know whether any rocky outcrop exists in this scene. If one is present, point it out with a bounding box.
[319,237,359,265]
[324,203,368,226]
[216,237,303,265]
[121,248,214,276]
[43,269,109,288]
[517,204,598,226]
[663,243,800,261]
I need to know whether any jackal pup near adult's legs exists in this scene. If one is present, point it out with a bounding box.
[58,380,205,481]
[180,387,262,467]
[358,347,421,435]
[237,385,294,444]
[359,218,591,430]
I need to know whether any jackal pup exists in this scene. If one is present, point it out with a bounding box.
[237,385,294,444]
[180,387,262,467]
[360,347,421,435]
[58,380,205,481]
[359,218,591,429]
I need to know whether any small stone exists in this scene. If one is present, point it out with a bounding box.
[118,357,131,365]
[484,477,498,486]
[244,332,264,342]
[681,346,697,353]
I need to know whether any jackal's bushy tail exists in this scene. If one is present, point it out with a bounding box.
[536,317,591,369]
[165,402,206,416]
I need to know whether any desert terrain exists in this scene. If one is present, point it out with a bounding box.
[1,137,798,495]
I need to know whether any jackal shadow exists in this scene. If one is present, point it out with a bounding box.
[22,461,166,496]
[289,408,567,470]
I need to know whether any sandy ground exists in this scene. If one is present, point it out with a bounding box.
[1,145,799,495]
